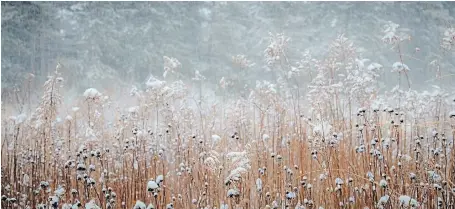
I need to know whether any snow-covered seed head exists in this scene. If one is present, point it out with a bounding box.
[409,173,416,180]
[307,200,314,206]
[307,184,313,189]
[132,127,138,135]
[147,180,159,192]
[166,203,174,209]
[258,168,265,175]
[285,191,296,199]
[76,163,86,171]
[379,179,388,188]
[434,184,442,191]
[335,178,344,186]
[40,181,50,188]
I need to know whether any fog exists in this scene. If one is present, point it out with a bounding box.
[2,2,455,95]
[1,2,455,116]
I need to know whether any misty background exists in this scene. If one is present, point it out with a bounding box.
[2,2,455,104]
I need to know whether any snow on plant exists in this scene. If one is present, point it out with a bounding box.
[382,21,409,45]
[4,21,455,209]
[225,151,250,185]
[391,62,410,73]
[377,195,389,208]
[163,56,181,78]
[329,34,357,62]
[398,195,419,208]
[264,32,290,66]
[192,70,206,81]
[227,188,240,197]
[219,76,229,89]
[255,80,277,95]
[145,74,166,90]
[85,200,101,209]
[133,200,146,209]
[310,119,332,142]
[343,57,383,107]
[256,178,263,192]
[295,49,317,76]
[10,113,27,125]
[232,54,255,69]
[441,26,455,51]
[202,150,221,172]
[211,134,221,148]
[31,63,64,129]
[83,88,101,100]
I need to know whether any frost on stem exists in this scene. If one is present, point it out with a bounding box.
[264,32,290,66]
[225,151,250,185]
[219,77,229,89]
[391,62,410,73]
[256,178,263,192]
[200,149,221,172]
[31,63,63,129]
[192,70,206,81]
[382,21,408,45]
[85,199,101,209]
[163,56,181,78]
[329,34,356,60]
[232,54,255,69]
[145,74,165,90]
[441,27,455,51]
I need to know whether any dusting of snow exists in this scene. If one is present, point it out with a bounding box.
[133,201,146,209]
[256,178,263,192]
[392,62,410,73]
[146,74,165,89]
[85,200,101,209]
[83,88,101,99]
[398,195,419,207]
[147,180,159,191]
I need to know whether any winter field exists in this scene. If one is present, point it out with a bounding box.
[2,2,455,209]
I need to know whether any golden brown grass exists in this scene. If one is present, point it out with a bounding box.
[1,64,455,209]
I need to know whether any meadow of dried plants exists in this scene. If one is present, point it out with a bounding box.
[1,22,455,209]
